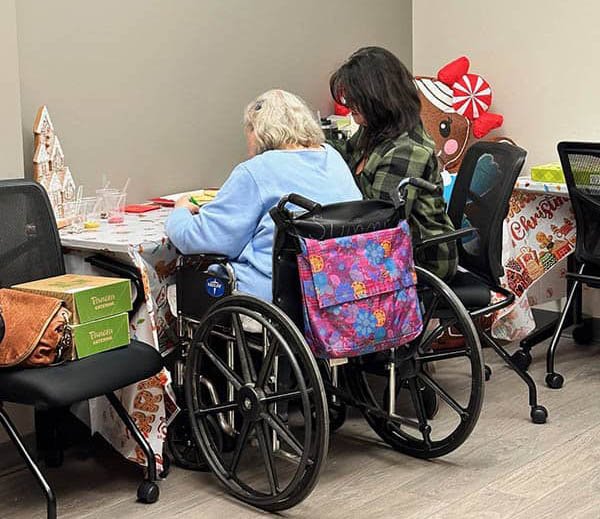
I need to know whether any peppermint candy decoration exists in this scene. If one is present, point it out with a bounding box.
[451,73,492,121]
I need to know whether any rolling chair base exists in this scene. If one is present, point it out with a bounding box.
[0,393,160,519]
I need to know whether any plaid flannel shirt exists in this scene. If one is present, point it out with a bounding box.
[330,124,458,281]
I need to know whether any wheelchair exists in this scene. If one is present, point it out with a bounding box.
[167,178,485,511]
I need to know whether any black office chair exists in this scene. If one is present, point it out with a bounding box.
[443,141,548,423]
[0,180,164,519]
[542,142,600,389]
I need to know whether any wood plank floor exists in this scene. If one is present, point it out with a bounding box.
[2,336,600,519]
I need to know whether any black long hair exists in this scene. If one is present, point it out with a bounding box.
[330,46,421,154]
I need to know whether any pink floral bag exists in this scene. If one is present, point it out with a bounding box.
[296,222,423,359]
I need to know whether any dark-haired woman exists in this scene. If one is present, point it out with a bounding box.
[330,46,457,281]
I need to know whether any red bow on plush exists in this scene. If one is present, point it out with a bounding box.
[437,57,503,138]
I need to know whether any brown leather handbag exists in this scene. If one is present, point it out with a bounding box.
[0,288,73,368]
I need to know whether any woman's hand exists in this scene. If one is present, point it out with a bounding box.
[175,195,199,214]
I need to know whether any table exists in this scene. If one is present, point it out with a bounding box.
[491,177,575,342]
[60,207,178,470]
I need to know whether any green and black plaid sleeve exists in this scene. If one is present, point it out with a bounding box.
[357,127,458,281]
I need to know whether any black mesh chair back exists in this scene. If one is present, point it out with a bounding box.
[271,198,401,329]
[557,142,600,268]
[0,180,65,287]
[447,141,527,285]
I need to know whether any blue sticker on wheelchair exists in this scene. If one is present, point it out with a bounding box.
[205,277,225,297]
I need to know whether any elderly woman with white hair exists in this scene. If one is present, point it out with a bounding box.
[166,89,362,301]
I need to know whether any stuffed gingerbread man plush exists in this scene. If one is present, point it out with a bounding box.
[414,56,504,174]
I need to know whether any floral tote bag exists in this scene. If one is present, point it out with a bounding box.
[296,222,423,359]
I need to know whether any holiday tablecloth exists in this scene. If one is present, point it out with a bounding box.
[491,177,576,341]
[60,207,178,471]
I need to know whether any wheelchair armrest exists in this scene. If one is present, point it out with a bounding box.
[85,254,145,318]
[415,227,479,250]
[470,282,516,318]
[177,253,235,282]
[175,251,229,264]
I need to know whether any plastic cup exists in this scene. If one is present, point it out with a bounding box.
[81,196,100,230]
[105,191,126,224]
[63,200,83,233]
[96,188,120,219]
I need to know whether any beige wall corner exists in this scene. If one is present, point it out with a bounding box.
[0,0,30,447]
[0,0,24,178]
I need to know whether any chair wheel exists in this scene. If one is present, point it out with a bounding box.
[137,480,160,504]
[573,321,594,345]
[545,372,564,389]
[530,405,548,424]
[346,267,485,459]
[185,296,329,511]
[510,350,532,371]
[484,365,492,381]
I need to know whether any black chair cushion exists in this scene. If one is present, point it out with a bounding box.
[0,340,163,409]
[448,270,492,310]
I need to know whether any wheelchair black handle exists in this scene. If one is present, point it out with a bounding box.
[277,193,322,215]
[0,311,4,345]
[85,254,145,318]
[401,177,442,195]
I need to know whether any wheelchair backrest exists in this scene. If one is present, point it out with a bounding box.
[270,198,401,329]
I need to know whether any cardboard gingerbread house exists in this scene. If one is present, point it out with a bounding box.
[32,106,78,227]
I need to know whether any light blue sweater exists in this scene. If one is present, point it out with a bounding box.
[166,144,362,301]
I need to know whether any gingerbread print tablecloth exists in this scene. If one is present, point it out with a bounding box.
[60,207,178,471]
[491,178,576,341]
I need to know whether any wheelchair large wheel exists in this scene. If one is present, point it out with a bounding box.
[185,295,329,511]
[346,267,484,459]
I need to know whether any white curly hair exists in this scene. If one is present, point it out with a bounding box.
[243,89,324,155]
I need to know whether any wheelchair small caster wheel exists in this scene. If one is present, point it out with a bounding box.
[545,372,564,389]
[573,321,594,345]
[328,401,348,432]
[484,365,492,382]
[137,480,160,504]
[165,413,217,471]
[530,405,548,424]
[510,350,532,371]
[303,395,347,432]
